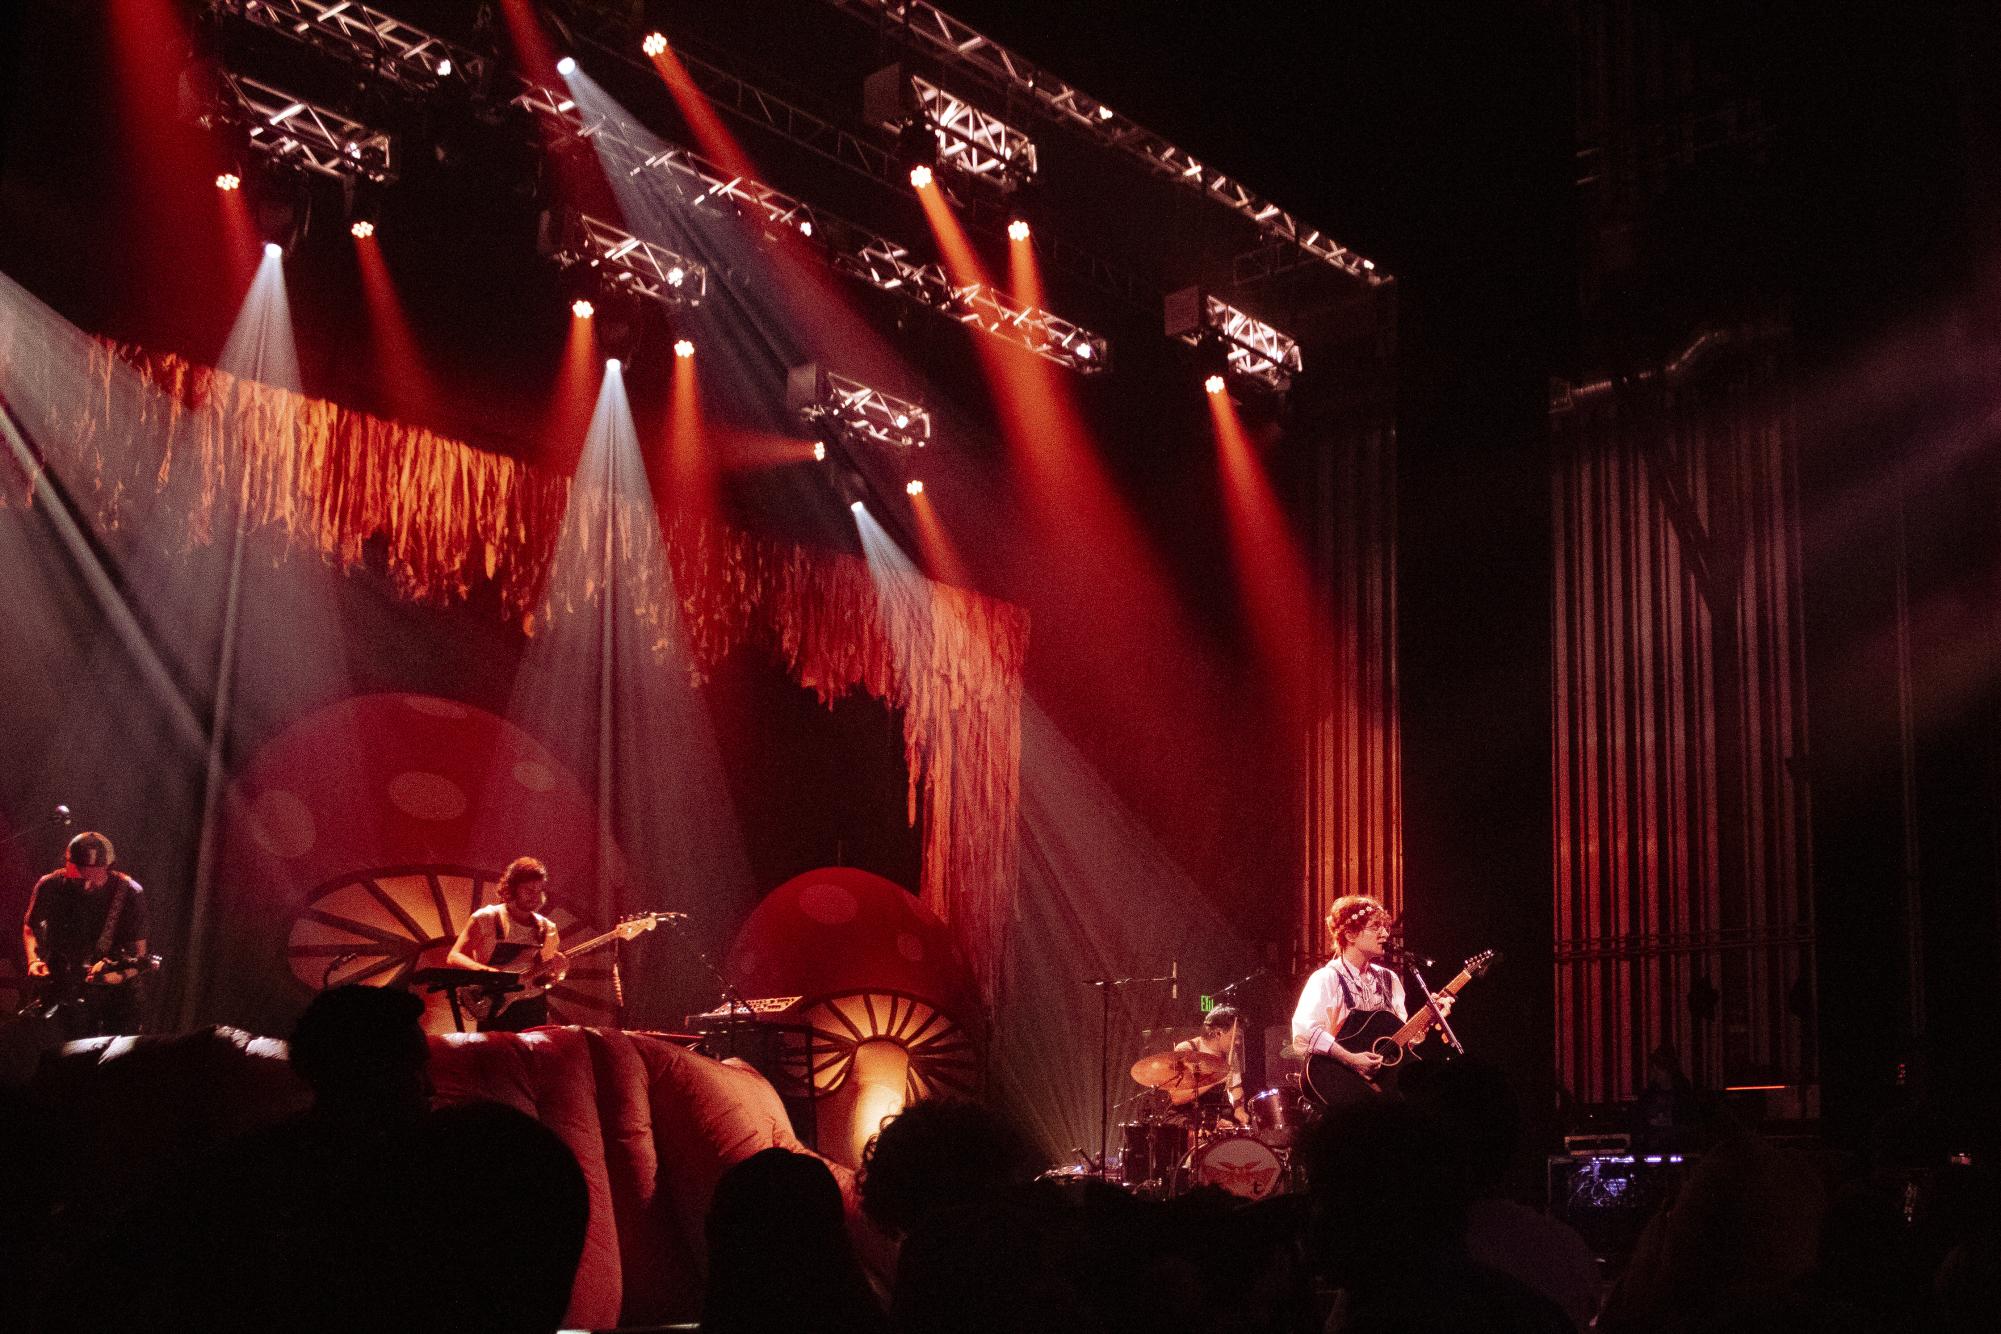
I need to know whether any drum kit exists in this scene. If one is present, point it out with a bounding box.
[1109,1041,1309,1201]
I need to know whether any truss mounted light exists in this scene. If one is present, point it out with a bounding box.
[512,84,1110,373]
[864,65,1036,189]
[787,363,933,453]
[549,212,707,312]
[1164,287,1302,392]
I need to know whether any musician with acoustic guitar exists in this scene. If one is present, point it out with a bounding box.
[1290,896,1453,1102]
[446,856,570,1031]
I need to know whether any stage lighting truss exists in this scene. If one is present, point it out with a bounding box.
[207,0,486,94]
[819,0,1385,284]
[1165,288,1302,392]
[555,214,708,310]
[866,66,1036,188]
[790,364,933,453]
[511,84,1110,374]
[217,73,395,183]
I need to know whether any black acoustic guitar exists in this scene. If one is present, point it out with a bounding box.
[1302,950,1498,1109]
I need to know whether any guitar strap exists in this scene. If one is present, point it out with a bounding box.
[91,879,129,961]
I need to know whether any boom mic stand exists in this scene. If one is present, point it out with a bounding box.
[1081,969,1178,1179]
[1403,952,1466,1057]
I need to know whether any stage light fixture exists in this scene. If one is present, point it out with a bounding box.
[673,339,695,359]
[572,299,595,319]
[849,500,865,514]
[666,265,686,287]
[216,172,242,191]
[350,219,375,239]
[606,357,621,372]
[642,32,667,57]
[264,241,283,259]
[798,219,814,238]
[813,441,828,462]
[909,163,933,189]
[557,56,578,76]
[1007,218,1030,241]
[905,479,924,496]
[549,212,707,312]
[435,58,452,78]
[1204,374,1226,395]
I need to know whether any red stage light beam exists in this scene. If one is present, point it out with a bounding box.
[907,488,973,589]
[1208,389,1323,723]
[661,338,720,519]
[1006,225,1046,311]
[645,38,762,183]
[354,234,439,420]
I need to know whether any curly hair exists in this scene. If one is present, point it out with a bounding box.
[1325,894,1389,954]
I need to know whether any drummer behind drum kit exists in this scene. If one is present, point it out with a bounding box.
[1115,1044,1305,1201]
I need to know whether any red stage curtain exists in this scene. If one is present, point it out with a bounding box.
[1551,332,1814,1102]
[5,341,1025,1004]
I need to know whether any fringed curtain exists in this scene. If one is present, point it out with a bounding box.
[1302,422,1403,957]
[1550,334,1813,1102]
[4,341,1025,1003]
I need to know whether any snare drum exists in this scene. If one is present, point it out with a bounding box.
[1118,1119,1192,1190]
[1187,1131,1286,1200]
[1248,1088,1307,1148]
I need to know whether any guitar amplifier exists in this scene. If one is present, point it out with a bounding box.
[1546,1150,1691,1260]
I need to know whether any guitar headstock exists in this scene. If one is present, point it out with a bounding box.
[1464,949,1500,977]
[616,912,671,939]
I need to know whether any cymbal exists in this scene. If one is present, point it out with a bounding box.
[1130,1047,1227,1093]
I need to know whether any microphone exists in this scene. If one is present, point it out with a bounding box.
[54,805,72,826]
[1170,960,1178,1002]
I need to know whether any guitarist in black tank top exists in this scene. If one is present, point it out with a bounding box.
[1290,896,1451,1095]
[446,856,569,1031]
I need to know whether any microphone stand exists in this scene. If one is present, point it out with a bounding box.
[1,806,74,853]
[1405,957,1465,1057]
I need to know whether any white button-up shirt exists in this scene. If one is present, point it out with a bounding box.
[1291,957,1407,1056]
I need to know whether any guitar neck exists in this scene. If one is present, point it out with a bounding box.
[1390,967,1475,1045]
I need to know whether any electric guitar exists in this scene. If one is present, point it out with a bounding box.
[470,913,669,1023]
[1302,950,1498,1109]
[18,951,162,1021]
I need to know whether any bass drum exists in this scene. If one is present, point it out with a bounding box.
[1187,1131,1286,1200]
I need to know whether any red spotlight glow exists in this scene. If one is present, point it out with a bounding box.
[1204,373,1227,395]
[1008,218,1031,241]
[572,298,595,319]
[909,164,934,189]
[216,172,241,192]
[642,32,667,56]
[673,338,695,359]
[349,219,375,239]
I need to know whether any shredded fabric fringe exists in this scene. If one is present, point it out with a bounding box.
[3,340,1024,1004]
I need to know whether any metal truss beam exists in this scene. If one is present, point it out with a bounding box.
[917,73,1035,181]
[817,0,1386,285]
[558,214,708,310]
[210,0,487,94]
[511,84,1110,373]
[1165,287,1300,391]
[790,363,933,451]
[220,73,395,182]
